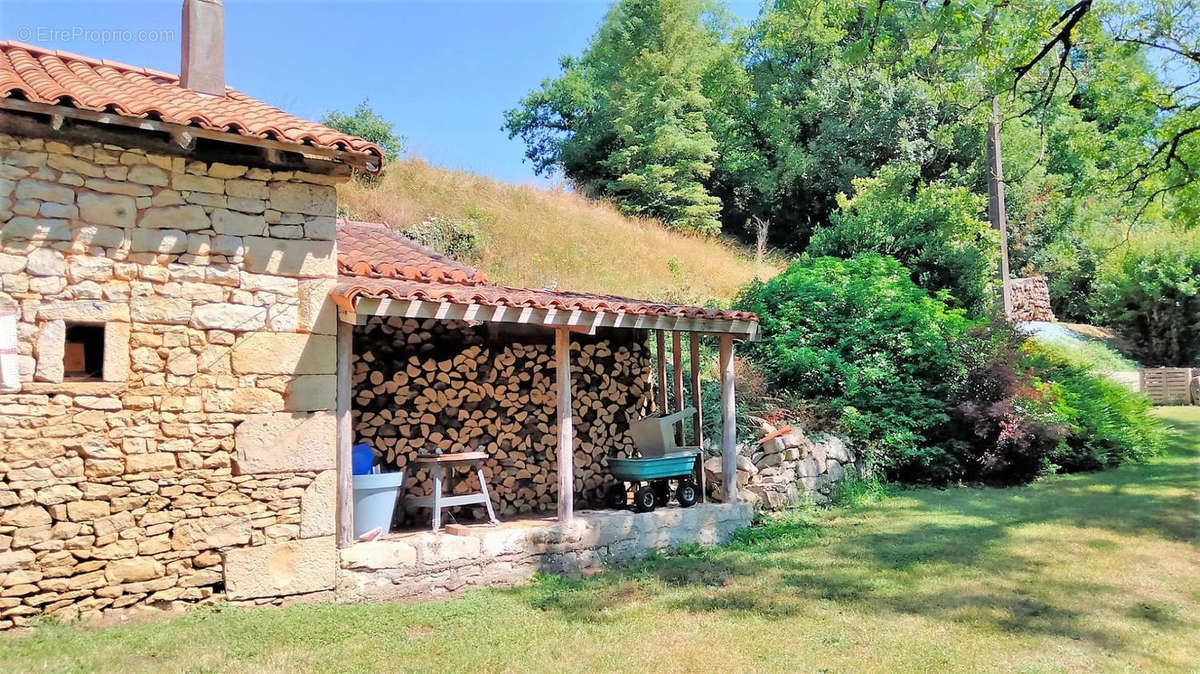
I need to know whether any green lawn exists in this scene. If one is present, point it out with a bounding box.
[4,408,1198,673]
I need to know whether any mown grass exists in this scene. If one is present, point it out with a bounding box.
[3,408,1197,673]
[339,158,780,307]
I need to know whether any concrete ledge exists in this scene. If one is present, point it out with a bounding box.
[337,502,753,602]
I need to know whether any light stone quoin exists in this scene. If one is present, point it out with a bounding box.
[0,132,345,628]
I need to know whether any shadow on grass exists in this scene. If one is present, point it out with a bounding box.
[514,410,1200,661]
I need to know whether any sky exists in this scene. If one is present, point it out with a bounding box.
[0,0,760,184]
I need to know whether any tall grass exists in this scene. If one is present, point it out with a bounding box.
[339,158,780,306]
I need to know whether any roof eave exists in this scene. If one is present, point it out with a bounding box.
[335,295,760,340]
[0,97,383,174]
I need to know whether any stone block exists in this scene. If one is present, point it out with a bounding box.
[173,173,224,194]
[285,375,335,411]
[209,163,248,179]
[297,278,337,335]
[223,536,337,600]
[415,534,482,567]
[34,319,64,383]
[171,515,253,551]
[268,181,336,216]
[83,178,151,197]
[300,470,336,538]
[138,205,209,230]
[130,296,191,324]
[226,179,268,199]
[340,540,418,570]
[0,252,26,273]
[190,303,268,331]
[2,504,51,528]
[38,300,129,322]
[127,165,168,186]
[231,332,335,375]
[15,178,73,204]
[2,217,70,241]
[67,257,113,283]
[72,225,127,249]
[230,388,284,413]
[131,228,189,254]
[104,557,164,584]
[103,322,131,382]
[125,453,177,473]
[211,209,267,236]
[27,248,65,276]
[234,411,336,474]
[242,236,336,278]
[77,192,136,227]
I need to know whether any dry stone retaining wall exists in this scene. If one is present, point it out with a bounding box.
[706,422,861,509]
[352,317,655,516]
[0,133,343,627]
[338,503,753,601]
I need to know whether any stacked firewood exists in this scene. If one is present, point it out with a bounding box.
[351,317,654,516]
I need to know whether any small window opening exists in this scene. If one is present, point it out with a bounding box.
[64,323,105,380]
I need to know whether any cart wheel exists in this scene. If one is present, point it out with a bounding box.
[652,480,670,505]
[633,485,657,513]
[605,483,628,509]
[676,478,699,507]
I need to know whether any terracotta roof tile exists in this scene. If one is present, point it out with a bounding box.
[336,219,487,285]
[0,41,384,166]
[333,220,756,323]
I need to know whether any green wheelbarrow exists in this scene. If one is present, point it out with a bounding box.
[605,449,701,512]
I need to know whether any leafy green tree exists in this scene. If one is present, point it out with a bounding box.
[504,0,732,232]
[808,163,997,314]
[322,100,406,163]
[1092,239,1200,366]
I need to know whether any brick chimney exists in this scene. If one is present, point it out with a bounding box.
[180,0,225,96]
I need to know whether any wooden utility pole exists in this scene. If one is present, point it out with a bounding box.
[986,97,1013,317]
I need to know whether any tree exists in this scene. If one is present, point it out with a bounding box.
[504,0,734,233]
[808,163,998,315]
[322,100,406,163]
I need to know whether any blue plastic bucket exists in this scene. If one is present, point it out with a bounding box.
[351,442,374,475]
[352,472,405,538]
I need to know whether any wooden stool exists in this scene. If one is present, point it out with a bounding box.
[399,451,499,532]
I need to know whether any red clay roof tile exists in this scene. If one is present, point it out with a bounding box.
[0,41,384,166]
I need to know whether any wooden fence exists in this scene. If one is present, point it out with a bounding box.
[1140,368,1196,405]
[1101,368,1197,405]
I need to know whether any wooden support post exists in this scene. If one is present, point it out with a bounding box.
[335,319,354,548]
[555,327,574,523]
[672,331,685,446]
[719,334,737,504]
[655,330,667,412]
[689,332,705,502]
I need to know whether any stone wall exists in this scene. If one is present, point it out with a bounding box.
[706,421,861,509]
[352,317,654,516]
[338,503,753,601]
[1009,276,1055,322]
[0,133,342,627]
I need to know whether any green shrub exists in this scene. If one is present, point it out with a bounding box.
[734,253,970,474]
[404,216,485,263]
[1092,242,1200,367]
[1022,345,1166,470]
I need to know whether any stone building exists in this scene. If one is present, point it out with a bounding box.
[0,4,760,627]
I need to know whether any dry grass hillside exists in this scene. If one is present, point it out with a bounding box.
[339,158,780,306]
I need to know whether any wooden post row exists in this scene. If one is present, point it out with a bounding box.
[335,320,354,548]
[671,331,684,446]
[555,327,574,522]
[689,332,704,503]
[719,334,737,503]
